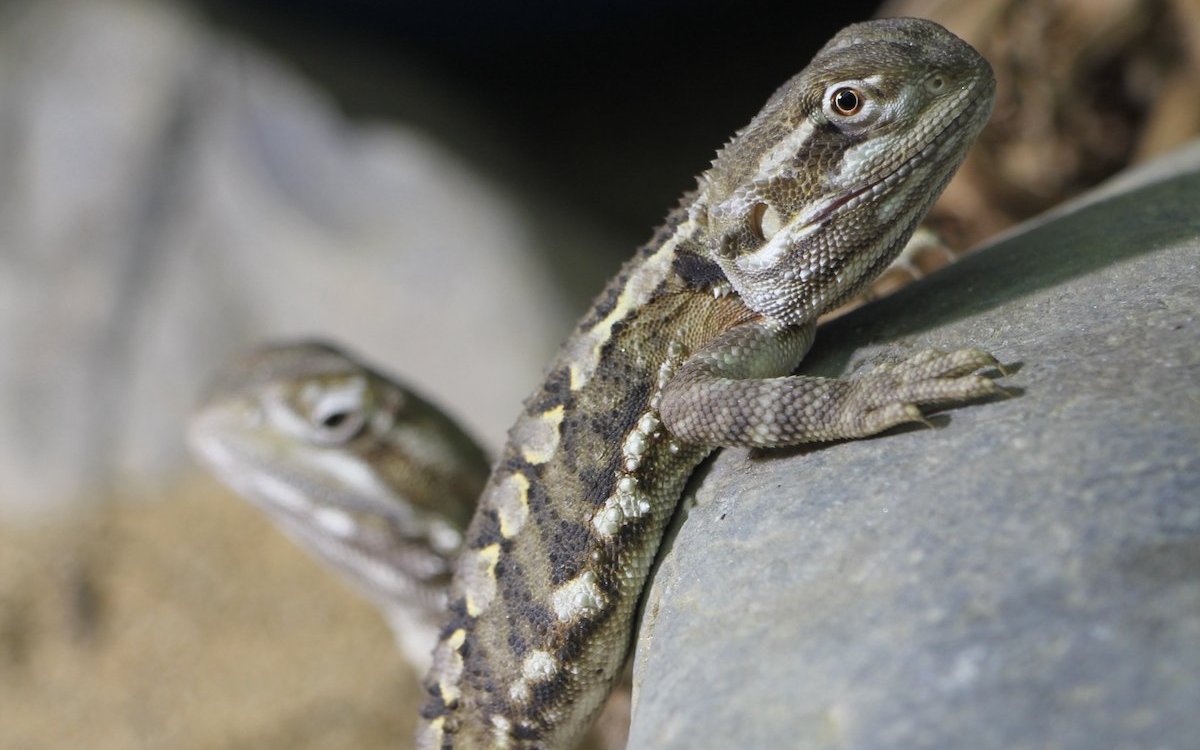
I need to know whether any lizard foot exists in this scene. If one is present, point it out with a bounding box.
[839,347,1005,438]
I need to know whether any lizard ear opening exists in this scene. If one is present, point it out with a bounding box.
[749,202,784,242]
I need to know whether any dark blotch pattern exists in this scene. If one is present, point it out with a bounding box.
[672,249,728,289]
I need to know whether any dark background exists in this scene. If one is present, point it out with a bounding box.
[197,0,879,243]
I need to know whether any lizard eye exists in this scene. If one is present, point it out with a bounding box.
[307,378,369,445]
[311,401,366,445]
[830,87,863,116]
[319,410,351,430]
[925,74,947,93]
[822,81,881,132]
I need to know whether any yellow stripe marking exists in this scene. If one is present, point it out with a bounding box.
[566,218,696,390]
[495,472,531,538]
[436,628,467,704]
[518,405,565,465]
[463,544,501,617]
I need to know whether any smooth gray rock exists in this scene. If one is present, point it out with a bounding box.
[629,143,1200,750]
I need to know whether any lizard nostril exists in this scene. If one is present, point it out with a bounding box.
[925,74,947,93]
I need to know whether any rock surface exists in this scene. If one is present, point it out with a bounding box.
[629,143,1200,749]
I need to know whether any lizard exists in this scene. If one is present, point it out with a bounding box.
[188,341,635,749]
[415,17,1000,750]
[187,340,490,669]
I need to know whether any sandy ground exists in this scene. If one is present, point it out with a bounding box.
[0,477,420,749]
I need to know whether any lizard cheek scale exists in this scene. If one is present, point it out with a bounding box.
[416,17,1004,750]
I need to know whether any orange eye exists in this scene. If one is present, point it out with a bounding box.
[830,87,863,116]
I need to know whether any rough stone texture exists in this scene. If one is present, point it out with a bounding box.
[630,143,1200,749]
[0,0,599,516]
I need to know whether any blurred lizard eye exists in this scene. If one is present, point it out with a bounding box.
[311,402,366,444]
[320,410,350,429]
[925,74,947,93]
[307,379,369,444]
[830,87,863,116]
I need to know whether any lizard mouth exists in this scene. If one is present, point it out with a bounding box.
[810,173,879,226]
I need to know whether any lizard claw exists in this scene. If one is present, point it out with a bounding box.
[837,348,1009,438]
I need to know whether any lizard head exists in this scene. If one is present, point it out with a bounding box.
[693,17,995,326]
[188,341,487,607]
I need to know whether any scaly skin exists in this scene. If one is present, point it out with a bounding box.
[188,341,489,668]
[419,18,999,749]
[188,342,634,749]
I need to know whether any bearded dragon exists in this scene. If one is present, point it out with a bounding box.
[188,16,1000,749]
[187,341,489,669]
[188,342,633,749]
[415,17,1000,749]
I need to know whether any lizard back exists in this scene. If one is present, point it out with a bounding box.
[420,204,755,747]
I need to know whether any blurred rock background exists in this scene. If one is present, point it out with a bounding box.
[0,0,1196,748]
